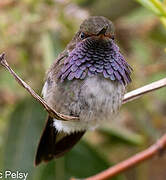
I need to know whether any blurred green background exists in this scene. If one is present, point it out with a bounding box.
[0,0,166,180]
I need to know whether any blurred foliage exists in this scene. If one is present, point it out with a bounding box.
[136,0,166,27]
[4,99,124,180]
[0,0,166,180]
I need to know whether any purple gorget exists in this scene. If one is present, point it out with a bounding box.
[58,37,132,85]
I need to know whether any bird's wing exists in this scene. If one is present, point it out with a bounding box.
[41,50,68,98]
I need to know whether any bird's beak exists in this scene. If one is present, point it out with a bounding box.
[97,25,108,36]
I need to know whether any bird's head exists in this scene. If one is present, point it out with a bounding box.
[78,16,115,42]
[60,16,132,85]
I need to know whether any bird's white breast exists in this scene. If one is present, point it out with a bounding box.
[42,76,125,134]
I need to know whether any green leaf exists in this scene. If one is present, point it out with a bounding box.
[136,0,162,15]
[3,98,47,179]
[99,126,144,146]
[42,32,63,70]
[136,0,166,18]
[66,141,110,179]
[3,99,125,180]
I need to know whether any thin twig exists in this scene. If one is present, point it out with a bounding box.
[71,134,166,180]
[1,52,166,179]
[123,77,166,104]
[1,52,166,119]
[0,53,78,121]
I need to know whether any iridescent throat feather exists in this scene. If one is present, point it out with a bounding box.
[58,37,132,85]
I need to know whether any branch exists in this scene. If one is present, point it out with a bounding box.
[1,52,166,119]
[123,77,166,104]
[1,53,166,179]
[0,53,78,121]
[71,134,166,180]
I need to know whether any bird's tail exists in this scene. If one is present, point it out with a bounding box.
[35,116,85,166]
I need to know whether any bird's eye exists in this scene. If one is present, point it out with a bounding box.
[111,35,115,40]
[80,32,87,40]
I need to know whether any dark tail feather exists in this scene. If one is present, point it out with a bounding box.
[35,116,85,166]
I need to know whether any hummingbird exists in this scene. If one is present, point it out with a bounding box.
[35,16,132,166]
